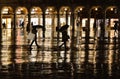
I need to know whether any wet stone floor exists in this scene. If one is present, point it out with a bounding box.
[0,28,120,79]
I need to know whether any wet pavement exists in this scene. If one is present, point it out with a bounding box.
[0,28,120,79]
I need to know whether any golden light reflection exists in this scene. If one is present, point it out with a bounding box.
[1,48,12,66]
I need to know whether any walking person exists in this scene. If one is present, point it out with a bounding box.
[59,30,70,50]
[29,27,39,49]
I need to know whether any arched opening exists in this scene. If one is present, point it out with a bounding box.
[90,6,103,37]
[105,6,118,37]
[16,7,28,29]
[31,7,42,25]
[106,7,118,29]
[30,7,43,40]
[1,6,14,29]
[74,6,84,37]
[59,6,71,36]
[45,7,57,38]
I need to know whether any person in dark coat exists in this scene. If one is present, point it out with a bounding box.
[29,27,39,49]
[59,30,70,49]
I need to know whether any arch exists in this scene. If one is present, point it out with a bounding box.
[1,6,14,28]
[15,7,28,28]
[90,6,103,19]
[59,6,71,36]
[105,6,119,29]
[105,6,118,18]
[15,7,28,15]
[30,6,43,25]
[74,6,85,31]
[1,6,13,14]
[59,6,71,14]
[45,6,57,38]
[30,6,42,15]
[74,6,84,13]
[59,6,71,25]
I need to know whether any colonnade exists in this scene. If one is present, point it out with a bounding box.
[0,5,120,38]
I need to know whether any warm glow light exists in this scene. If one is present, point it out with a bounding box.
[95,8,98,11]
[35,8,37,11]
[20,8,23,10]
[4,8,8,11]
[16,11,21,14]
[2,8,9,14]
[64,8,67,11]
[110,8,113,11]
[49,8,52,11]
[80,8,83,11]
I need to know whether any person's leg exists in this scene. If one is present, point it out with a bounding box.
[35,39,39,47]
[34,34,39,47]
[59,42,64,48]
[64,41,67,51]
[30,40,34,49]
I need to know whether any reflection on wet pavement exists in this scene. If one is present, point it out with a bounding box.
[0,28,120,79]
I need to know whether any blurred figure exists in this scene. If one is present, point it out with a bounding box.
[59,30,70,49]
[55,24,70,51]
[29,27,39,49]
[2,22,6,29]
[114,21,119,36]
[21,21,24,29]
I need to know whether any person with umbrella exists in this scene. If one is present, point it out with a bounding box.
[59,24,70,50]
[29,26,40,49]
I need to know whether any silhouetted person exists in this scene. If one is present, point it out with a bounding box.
[56,26,60,32]
[29,27,39,49]
[26,23,30,33]
[2,22,6,28]
[21,21,24,28]
[114,21,118,36]
[59,30,70,49]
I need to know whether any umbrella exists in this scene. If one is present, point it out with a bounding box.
[32,25,44,28]
[114,21,119,23]
[32,25,46,31]
[59,24,69,32]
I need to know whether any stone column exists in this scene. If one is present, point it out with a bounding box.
[27,9,31,30]
[0,7,2,44]
[42,10,45,38]
[57,9,60,44]
[13,9,16,46]
[0,8,1,29]
[118,8,120,39]
[87,8,91,35]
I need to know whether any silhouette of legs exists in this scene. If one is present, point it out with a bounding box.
[29,34,39,49]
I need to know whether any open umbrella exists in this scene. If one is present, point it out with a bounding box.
[32,25,44,28]
[59,24,69,32]
[114,21,119,23]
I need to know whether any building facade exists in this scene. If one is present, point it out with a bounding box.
[0,0,120,38]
